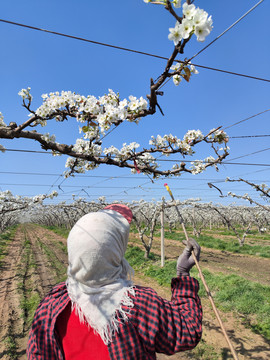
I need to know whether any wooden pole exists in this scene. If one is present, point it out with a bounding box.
[164,184,239,360]
[160,199,165,267]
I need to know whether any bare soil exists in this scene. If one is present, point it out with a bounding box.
[0,225,269,359]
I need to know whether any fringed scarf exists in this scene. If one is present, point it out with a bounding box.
[66,208,134,344]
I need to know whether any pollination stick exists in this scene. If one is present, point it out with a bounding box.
[164,183,239,360]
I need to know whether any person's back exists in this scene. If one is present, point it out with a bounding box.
[27,204,202,359]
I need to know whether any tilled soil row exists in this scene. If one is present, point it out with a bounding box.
[24,224,68,293]
[0,228,25,360]
[0,225,68,360]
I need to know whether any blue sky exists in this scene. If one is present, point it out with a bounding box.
[0,0,269,205]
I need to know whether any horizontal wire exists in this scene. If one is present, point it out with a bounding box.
[0,170,268,183]
[230,134,270,138]
[0,183,261,193]
[0,18,270,83]
[0,182,222,190]
[2,148,270,166]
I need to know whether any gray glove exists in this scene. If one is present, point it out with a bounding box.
[177,238,200,276]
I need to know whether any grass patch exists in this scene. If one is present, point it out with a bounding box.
[4,335,18,359]
[200,270,270,339]
[17,231,41,331]
[43,225,69,239]
[126,245,270,340]
[149,231,270,258]
[188,339,220,359]
[19,290,41,330]
[0,226,17,267]
[56,240,68,254]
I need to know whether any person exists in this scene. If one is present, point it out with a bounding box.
[27,204,202,360]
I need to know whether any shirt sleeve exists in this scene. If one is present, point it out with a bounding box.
[27,284,67,360]
[132,275,202,355]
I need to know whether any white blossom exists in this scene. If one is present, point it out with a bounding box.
[181,18,193,39]
[194,23,211,42]
[193,9,213,42]
[193,8,210,27]
[190,64,199,74]
[168,22,183,45]
[182,3,196,20]
[173,74,182,85]
[170,63,181,71]
[0,144,5,153]
[0,112,6,127]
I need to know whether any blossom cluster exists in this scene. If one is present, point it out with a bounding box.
[170,62,198,85]
[190,156,215,174]
[65,157,98,176]
[62,126,229,176]
[0,190,58,204]
[73,138,102,157]
[143,1,213,44]
[18,87,33,101]
[208,129,229,144]
[32,190,58,203]
[168,3,213,44]
[0,190,13,200]
[0,112,6,127]
[32,89,147,135]
[149,129,205,155]
[104,142,140,161]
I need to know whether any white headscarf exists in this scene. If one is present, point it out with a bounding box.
[66,209,134,344]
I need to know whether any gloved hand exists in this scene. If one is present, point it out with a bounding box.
[177,238,200,276]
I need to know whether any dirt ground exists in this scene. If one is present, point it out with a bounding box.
[0,224,270,359]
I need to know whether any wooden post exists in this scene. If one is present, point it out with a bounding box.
[160,199,165,267]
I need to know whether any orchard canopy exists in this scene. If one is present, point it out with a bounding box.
[0,1,229,179]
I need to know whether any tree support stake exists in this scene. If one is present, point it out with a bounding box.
[164,183,239,360]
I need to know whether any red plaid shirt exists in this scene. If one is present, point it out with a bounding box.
[27,276,202,359]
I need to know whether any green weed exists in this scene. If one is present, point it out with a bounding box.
[43,225,70,239]
[4,335,17,359]
[125,245,270,340]
[189,339,220,359]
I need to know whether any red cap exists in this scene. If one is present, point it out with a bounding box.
[103,204,133,224]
